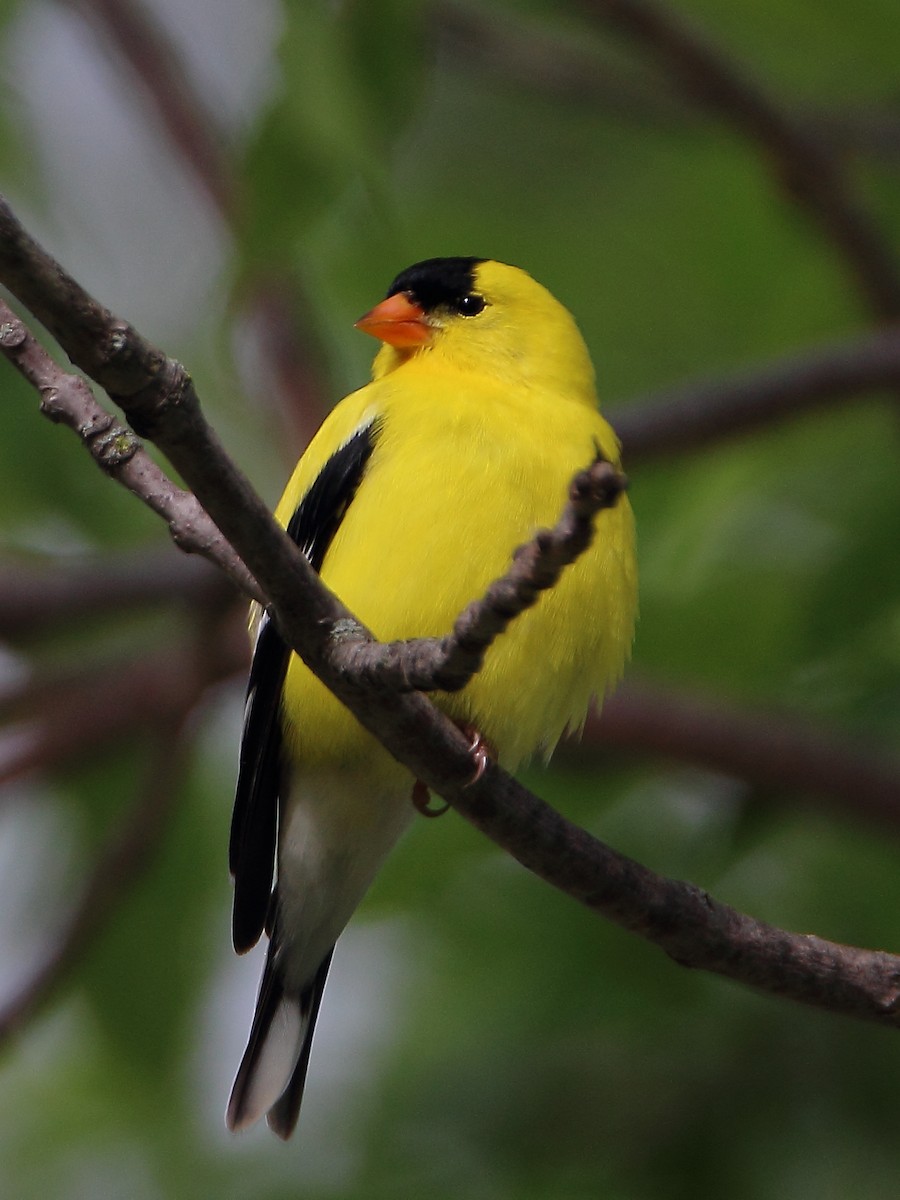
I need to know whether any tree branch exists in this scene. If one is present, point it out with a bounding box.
[448,758,900,1024]
[611,327,900,461]
[4,195,900,1030]
[0,194,412,680]
[0,299,261,603]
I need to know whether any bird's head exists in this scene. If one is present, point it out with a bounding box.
[356,258,598,406]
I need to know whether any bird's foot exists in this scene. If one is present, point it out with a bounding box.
[410,723,496,816]
[411,779,450,819]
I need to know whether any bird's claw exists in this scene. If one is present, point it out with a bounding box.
[411,779,450,818]
[459,723,496,786]
[410,723,496,816]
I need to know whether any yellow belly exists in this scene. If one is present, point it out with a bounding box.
[278,364,637,773]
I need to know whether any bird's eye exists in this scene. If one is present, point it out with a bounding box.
[456,293,486,317]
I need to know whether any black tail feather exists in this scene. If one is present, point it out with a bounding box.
[227,940,334,1137]
[266,949,334,1139]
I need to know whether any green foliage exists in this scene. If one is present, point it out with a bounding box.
[1,0,899,1197]
[237,0,426,273]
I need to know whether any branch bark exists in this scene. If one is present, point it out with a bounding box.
[448,759,900,1024]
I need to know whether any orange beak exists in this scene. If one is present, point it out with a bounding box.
[354,292,432,348]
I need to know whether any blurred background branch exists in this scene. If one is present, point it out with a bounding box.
[54,0,330,449]
[0,713,191,1043]
[575,0,900,319]
[587,678,900,828]
[613,326,900,459]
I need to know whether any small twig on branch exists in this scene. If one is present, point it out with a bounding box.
[332,454,628,693]
[0,716,189,1043]
[5,195,900,1029]
[0,297,261,603]
[611,327,900,461]
[582,678,900,828]
[576,0,900,321]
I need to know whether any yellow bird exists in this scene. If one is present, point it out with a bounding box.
[226,258,637,1138]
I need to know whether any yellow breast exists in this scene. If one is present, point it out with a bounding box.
[277,356,636,773]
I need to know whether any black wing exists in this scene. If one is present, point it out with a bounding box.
[229,417,381,953]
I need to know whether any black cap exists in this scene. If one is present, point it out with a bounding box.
[385,257,486,313]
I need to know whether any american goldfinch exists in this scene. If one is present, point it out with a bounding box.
[226,257,637,1138]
